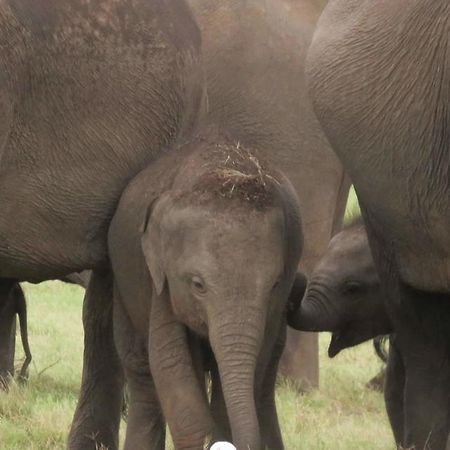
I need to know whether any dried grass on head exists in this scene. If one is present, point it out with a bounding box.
[190,136,281,211]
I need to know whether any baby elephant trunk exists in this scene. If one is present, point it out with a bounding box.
[289,287,339,333]
[209,306,266,450]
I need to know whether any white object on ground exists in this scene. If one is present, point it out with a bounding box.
[210,442,237,450]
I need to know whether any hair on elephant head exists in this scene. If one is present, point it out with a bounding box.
[109,127,303,450]
[288,217,392,357]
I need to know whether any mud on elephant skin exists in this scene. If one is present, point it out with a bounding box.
[0,1,203,448]
[109,127,303,450]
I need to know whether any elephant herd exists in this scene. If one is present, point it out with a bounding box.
[0,1,448,450]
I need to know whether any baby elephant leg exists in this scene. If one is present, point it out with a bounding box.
[256,319,286,450]
[114,289,165,450]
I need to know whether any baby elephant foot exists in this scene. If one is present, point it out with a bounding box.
[68,416,119,450]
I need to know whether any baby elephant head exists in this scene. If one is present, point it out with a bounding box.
[288,217,392,357]
[141,141,303,449]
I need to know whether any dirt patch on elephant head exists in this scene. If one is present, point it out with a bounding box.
[192,135,282,210]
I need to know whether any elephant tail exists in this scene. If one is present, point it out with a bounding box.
[373,335,389,364]
[14,285,32,382]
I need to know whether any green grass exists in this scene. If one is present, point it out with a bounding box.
[0,284,392,449]
[0,191,391,450]
[344,186,361,223]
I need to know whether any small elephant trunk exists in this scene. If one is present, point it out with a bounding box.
[289,291,338,332]
[209,308,265,450]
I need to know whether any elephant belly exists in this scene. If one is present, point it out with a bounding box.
[0,162,122,281]
[397,253,450,293]
[394,216,450,293]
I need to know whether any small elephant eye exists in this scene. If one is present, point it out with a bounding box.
[342,281,362,295]
[191,276,206,294]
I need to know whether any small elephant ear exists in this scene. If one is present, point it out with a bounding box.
[287,271,308,314]
[141,198,168,296]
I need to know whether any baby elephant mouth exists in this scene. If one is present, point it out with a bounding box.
[328,326,367,358]
[328,331,344,358]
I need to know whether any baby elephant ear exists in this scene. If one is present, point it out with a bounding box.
[287,271,308,314]
[141,198,167,296]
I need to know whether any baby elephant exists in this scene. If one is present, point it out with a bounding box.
[288,217,391,356]
[108,128,303,450]
[287,217,411,448]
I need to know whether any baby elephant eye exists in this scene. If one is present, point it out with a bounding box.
[191,276,206,294]
[342,281,362,295]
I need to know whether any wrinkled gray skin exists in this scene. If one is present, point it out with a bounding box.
[188,0,351,385]
[289,219,392,358]
[109,128,303,450]
[0,1,203,449]
[0,272,90,387]
[307,1,450,448]
[287,222,409,445]
[287,222,425,447]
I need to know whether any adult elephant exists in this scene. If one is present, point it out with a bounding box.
[188,0,350,387]
[0,1,203,449]
[306,1,450,448]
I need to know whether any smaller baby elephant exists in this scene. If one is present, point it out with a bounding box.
[287,217,409,449]
[288,217,391,356]
[109,128,303,450]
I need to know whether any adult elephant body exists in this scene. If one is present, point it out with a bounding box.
[189,0,350,386]
[0,0,202,281]
[0,1,203,449]
[307,1,450,448]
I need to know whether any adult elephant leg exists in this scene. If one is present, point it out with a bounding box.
[68,269,124,450]
[370,224,450,450]
[256,320,286,450]
[148,286,215,449]
[113,289,165,450]
[384,336,405,448]
[401,331,450,450]
[385,281,450,450]
[0,279,17,388]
